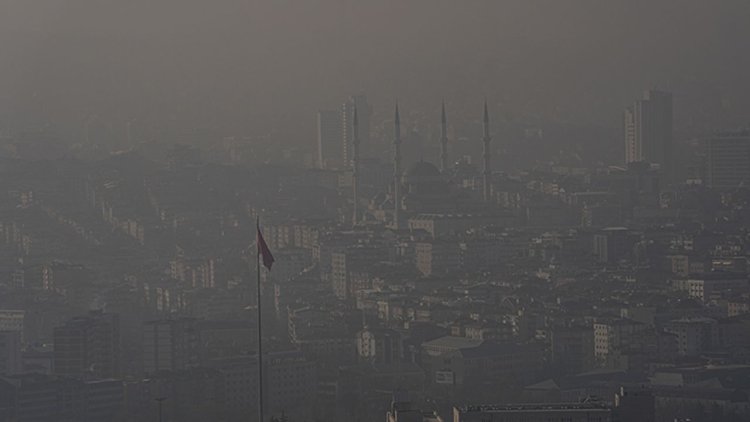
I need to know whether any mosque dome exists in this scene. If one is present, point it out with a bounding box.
[405,161,441,179]
[402,160,448,197]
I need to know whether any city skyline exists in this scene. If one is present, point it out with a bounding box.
[2,2,750,422]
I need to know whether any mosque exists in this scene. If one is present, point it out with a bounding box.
[352,102,496,228]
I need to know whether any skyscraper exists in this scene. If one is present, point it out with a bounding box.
[482,101,492,202]
[624,90,673,180]
[351,104,361,226]
[342,94,371,167]
[440,101,449,173]
[393,104,403,229]
[317,110,342,169]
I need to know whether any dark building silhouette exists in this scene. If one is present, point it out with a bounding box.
[53,311,120,379]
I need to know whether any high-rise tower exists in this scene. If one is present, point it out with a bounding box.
[393,104,402,229]
[352,105,361,226]
[317,110,343,169]
[482,101,492,202]
[440,101,448,172]
[624,89,673,180]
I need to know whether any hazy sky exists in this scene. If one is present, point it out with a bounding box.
[2,0,749,142]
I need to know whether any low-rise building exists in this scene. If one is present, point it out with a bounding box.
[453,402,612,422]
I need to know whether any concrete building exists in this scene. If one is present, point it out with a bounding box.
[264,350,317,421]
[593,319,647,365]
[593,227,636,264]
[454,402,612,422]
[0,311,24,342]
[614,386,655,422]
[124,368,224,422]
[672,274,749,303]
[206,356,258,414]
[415,240,461,277]
[0,331,22,375]
[0,374,124,422]
[331,245,389,300]
[387,400,443,422]
[420,337,542,387]
[53,311,120,379]
[705,131,750,190]
[662,317,718,356]
[142,318,199,374]
[206,351,316,421]
[550,326,595,374]
[82,379,125,422]
[356,327,403,364]
[408,213,514,238]
[288,307,355,365]
[317,110,343,169]
[624,90,673,180]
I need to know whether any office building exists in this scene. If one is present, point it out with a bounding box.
[0,331,21,375]
[356,327,403,364]
[142,318,199,374]
[705,131,750,190]
[0,374,124,422]
[264,350,317,421]
[317,110,343,169]
[624,90,673,180]
[0,310,24,338]
[53,311,120,379]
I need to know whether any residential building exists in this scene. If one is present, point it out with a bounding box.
[415,240,461,277]
[593,319,647,365]
[53,311,120,379]
[662,317,718,356]
[550,326,595,374]
[356,327,403,364]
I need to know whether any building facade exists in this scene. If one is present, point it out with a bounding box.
[624,90,673,180]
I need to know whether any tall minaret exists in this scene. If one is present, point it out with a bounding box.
[440,101,448,173]
[352,104,361,226]
[482,100,492,202]
[393,104,402,229]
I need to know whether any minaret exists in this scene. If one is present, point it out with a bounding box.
[393,104,402,229]
[352,105,361,226]
[482,100,492,202]
[440,101,448,173]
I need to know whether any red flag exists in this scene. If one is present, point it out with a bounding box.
[257,226,275,270]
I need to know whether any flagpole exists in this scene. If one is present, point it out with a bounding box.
[256,216,264,422]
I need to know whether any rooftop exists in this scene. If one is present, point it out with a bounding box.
[456,402,611,413]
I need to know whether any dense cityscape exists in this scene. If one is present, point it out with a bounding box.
[2,2,750,422]
[0,88,749,422]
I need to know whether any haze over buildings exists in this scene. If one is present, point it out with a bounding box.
[1,2,750,422]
